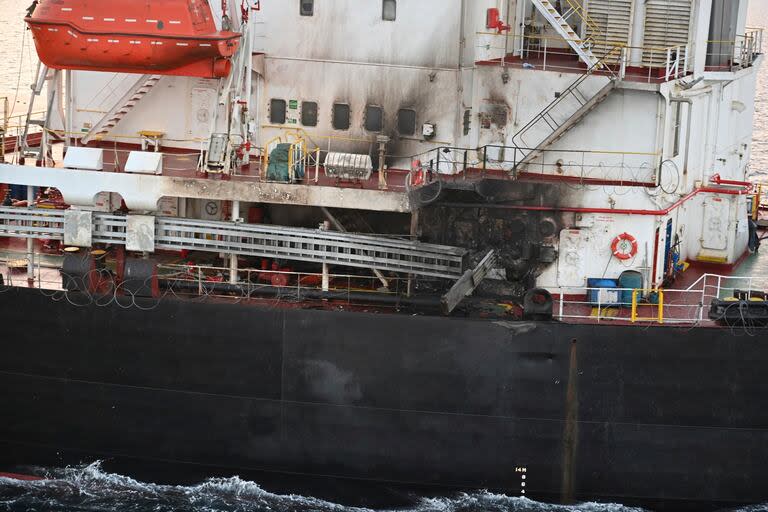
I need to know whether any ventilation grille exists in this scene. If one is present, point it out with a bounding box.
[585,0,633,63]
[643,0,692,67]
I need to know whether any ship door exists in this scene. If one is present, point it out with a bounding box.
[702,198,729,250]
[479,102,509,165]
[557,229,590,287]
[186,87,217,140]
[663,219,674,276]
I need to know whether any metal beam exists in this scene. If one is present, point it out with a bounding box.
[441,250,497,314]
[0,164,411,213]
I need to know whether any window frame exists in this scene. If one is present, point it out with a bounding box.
[301,101,319,127]
[332,103,351,131]
[382,0,396,21]
[364,105,384,133]
[269,99,287,125]
[397,108,417,136]
[300,0,314,17]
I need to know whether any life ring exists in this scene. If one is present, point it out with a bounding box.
[611,233,638,260]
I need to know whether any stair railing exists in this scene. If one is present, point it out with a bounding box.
[510,44,624,156]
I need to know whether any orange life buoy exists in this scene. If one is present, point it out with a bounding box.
[611,233,638,260]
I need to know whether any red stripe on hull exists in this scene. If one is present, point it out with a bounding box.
[0,472,44,481]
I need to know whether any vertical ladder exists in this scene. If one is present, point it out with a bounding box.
[530,0,600,68]
[81,74,162,144]
[20,63,53,164]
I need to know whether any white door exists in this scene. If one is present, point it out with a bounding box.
[558,228,590,287]
[701,198,729,250]
[186,86,217,140]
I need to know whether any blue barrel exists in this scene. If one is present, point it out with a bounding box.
[619,271,644,305]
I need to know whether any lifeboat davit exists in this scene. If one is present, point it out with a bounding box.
[25,0,241,79]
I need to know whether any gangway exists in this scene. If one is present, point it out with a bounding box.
[0,207,468,279]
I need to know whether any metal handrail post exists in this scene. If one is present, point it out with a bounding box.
[597,291,602,323]
[648,49,654,83]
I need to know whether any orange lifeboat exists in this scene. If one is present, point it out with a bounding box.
[26,0,241,79]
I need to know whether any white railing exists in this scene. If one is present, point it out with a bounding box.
[476,32,692,84]
[551,273,768,326]
[664,45,690,81]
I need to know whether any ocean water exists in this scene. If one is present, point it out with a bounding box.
[1,1,768,511]
[0,463,646,512]
[747,1,768,179]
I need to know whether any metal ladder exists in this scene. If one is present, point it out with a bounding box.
[0,208,469,279]
[20,63,55,164]
[530,0,599,68]
[81,74,162,144]
[512,64,619,169]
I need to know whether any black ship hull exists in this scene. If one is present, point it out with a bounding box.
[0,286,766,510]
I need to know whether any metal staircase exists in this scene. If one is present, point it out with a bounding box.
[509,0,625,171]
[512,68,618,169]
[81,74,162,144]
[530,0,600,68]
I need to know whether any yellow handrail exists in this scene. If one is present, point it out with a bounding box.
[752,184,763,221]
[631,289,664,324]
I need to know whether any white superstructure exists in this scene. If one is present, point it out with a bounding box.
[2,0,764,292]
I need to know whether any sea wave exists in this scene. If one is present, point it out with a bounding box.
[0,462,648,512]
[2,462,768,512]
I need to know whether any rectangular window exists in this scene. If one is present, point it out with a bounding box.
[300,0,314,16]
[463,109,472,136]
[365,105,383,132]
[270,99,286,124]
[382,0,396,21]
[397,109,416,136]
[301,101,318,127]
[332,103,350,130]
[672,102,682,157]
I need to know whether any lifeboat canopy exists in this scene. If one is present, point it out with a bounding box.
[26,0,241,79]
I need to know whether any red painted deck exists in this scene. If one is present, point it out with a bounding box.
[477,51,692,84]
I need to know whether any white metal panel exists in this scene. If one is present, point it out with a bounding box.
[63,147,104,171]
[557,228,590,287]
[126,215,156,253]
[125,151,164,175]
[63,209,93,247]
[701,197,728,250]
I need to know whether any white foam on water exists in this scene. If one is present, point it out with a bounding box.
[0,462,655,512]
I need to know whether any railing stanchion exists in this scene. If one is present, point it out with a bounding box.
[597,291,602,323]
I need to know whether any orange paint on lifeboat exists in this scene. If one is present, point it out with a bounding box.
[26,0,241,78]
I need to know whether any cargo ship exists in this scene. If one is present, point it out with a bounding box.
[1,0,767,510]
